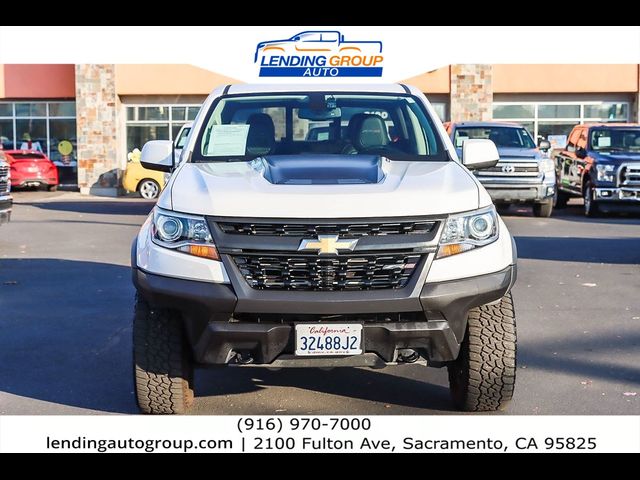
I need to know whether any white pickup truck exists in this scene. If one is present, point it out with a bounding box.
[132,84,518,414]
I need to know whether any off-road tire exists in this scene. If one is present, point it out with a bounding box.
[448,293,517,412]
[533,199,553,218]
[133,295,194,414]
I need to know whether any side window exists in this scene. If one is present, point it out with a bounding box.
[577,128,588,150]
[566,128,580,152]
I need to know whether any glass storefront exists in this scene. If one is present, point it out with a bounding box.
[0,101,77,185]
[493,101,630,146]
[125,105,200,155]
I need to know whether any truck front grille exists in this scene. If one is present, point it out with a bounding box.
[219,220,436,237]
[232,253,423,291]
[475,162,539,177]
[0,166,9,195]
[620,164,640,186]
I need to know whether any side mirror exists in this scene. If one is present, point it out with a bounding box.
[462,139,499,170]
[538,140,551,152]
[576,147,587,159]
[140,140,174,172]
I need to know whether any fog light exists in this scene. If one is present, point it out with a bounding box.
[546,186,555,196]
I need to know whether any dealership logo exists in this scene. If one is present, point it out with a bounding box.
[255,30,383,78]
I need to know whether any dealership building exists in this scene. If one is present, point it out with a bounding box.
[0,63,638,196]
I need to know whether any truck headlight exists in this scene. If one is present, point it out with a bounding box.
[437,206,499,258]
[596,164,615,183]
[540,158,555,176]
[152,208,219,260]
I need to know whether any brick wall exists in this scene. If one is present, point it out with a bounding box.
[75,64,120,196]
[450,64,493,122]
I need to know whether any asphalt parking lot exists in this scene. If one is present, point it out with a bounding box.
[0,191,638,415]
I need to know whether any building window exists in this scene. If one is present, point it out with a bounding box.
[0,101,77,166]
[431,102,448,122]
[125,105,201,155]
[492,101,630,147]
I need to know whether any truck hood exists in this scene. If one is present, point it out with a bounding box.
[456,146,541,161]
[593,151,640,162]
[163,155,482,218]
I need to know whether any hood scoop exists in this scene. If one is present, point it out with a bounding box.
[260,155,386,185]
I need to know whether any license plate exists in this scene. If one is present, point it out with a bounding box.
[295,324,362,356]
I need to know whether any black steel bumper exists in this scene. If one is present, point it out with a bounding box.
[133,261,516,366]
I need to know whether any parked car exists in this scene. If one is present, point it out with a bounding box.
[445,122,556,217]
[4,150,59,191]
[0,150,12,225]
[132,83,518,414]
[124,125,193,200]
[553,123,640,216]
[122,149,165,200]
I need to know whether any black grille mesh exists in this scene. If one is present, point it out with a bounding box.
[219,221,436,237]
[233,253,422,291]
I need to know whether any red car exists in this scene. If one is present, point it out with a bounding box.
[5,150,59,191]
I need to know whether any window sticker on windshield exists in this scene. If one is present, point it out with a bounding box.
[207,124,250,156]
[597,136,611,147]
[456,136,468,147]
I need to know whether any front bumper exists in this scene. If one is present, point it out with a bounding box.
[13,177,57,188]
[0,196,12,225]
[594,187,640,204]
[481,181,555,203]
[132,261,517,366]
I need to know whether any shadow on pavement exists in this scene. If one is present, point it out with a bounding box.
[515,236,640,264]
[197,365,453,412]
[0,258,137,414]
[18,200,155,217]
[0,258,454,414]
[519,332,640,386]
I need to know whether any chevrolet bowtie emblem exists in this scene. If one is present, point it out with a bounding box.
[298,235,358,255]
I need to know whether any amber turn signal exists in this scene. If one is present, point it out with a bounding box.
[182,244,220,260]
[436,243,473,259]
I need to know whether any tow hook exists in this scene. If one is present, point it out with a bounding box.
[235,351,254,365]
[397,349,419,363]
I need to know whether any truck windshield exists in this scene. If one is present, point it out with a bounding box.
[192,93,447,162]
[453,126,535,149]
[590,129,640,151]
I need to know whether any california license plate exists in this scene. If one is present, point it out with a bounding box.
[295,324,362,356]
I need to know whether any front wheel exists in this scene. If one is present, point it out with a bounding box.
[583,182,599,217]
[133,295,194,414]
[448,293,517,412]
[533,199,553,218]
[138,179,160,200]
